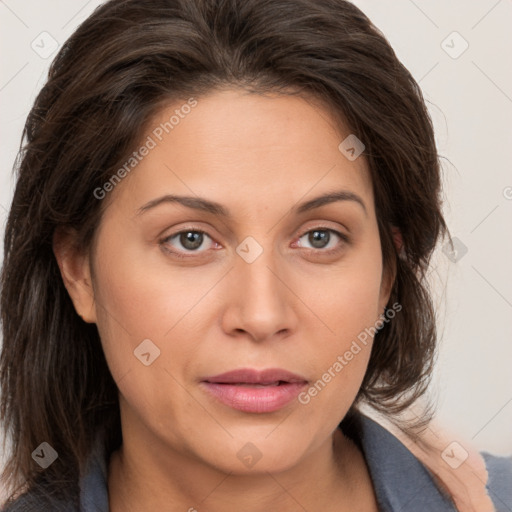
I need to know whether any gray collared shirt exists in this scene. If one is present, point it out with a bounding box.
[4,415,512,511]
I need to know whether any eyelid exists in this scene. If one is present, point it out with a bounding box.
[296,223,349,241]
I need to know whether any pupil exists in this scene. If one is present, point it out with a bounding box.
[181,231,203,250]
[310,230,329,248]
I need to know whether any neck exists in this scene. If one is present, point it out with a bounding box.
[108,424,376,512]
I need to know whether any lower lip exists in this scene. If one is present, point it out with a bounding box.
[201,382,308,413]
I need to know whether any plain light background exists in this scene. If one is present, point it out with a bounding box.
[1,0,511,498]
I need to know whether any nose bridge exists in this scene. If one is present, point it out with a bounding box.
[228,234,293,339]
[237,235,285,306]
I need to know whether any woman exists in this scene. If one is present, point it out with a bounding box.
[1,0,510,511]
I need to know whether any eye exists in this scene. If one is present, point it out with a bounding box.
[295,227,349,254]
[160,226,349,259]
[160,229,218,258]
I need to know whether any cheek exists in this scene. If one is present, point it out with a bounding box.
[91,243,203,441]
[306,238,384,340]
[90,231,199,382]
[295,243,384,413]
[296,291,378,427]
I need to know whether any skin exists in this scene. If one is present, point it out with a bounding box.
[54,88,395,511]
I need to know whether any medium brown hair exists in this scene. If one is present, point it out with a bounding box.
[1,0,449,505]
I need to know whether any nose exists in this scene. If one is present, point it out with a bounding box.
[220,242,297,343]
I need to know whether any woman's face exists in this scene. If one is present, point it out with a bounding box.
[76,88,393,473]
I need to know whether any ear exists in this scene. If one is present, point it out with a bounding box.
[52,227,97,323]
[391,225,404,255]
[378,261,395,313]
[378,225,402,312]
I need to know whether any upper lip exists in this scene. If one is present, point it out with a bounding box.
[202,368,308,384]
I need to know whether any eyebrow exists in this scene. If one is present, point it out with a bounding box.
[136,189,367,218]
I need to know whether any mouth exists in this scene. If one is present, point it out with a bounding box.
[200,368,308,413]
[202,367,308,385]
[220,381,288,387]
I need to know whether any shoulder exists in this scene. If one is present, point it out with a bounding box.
[1,431,110,512]
[353,412,512,512]
[2,429,112,512]
[354,414,458,511]
[1,490,77,512]
[481,452,512,511]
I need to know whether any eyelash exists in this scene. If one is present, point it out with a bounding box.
[160,225,350,259]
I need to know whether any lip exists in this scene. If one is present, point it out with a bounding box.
[203,368,307,384]
[201,368,308,413]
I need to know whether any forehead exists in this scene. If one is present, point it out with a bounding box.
[110,88,374,217]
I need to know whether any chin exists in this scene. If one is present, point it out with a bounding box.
[187,429,313,475]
